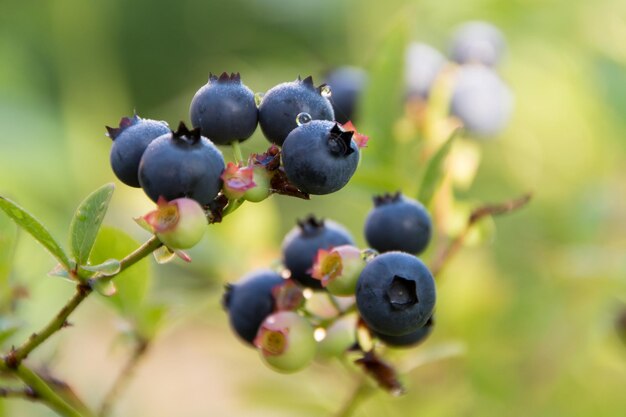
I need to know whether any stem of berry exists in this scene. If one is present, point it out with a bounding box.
[231,140,244,164]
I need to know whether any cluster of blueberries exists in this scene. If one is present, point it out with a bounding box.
[105,73,369,251]
[223,192,436,373]
[107,72,367,212]
[322,20,512,138]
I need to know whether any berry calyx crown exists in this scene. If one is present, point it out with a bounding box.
[328,124,355,157]
[172,121,202,145]
[209,72,242,84]
[105,113,141,140]
[373,191,403,207]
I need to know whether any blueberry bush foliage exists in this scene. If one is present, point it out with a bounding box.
[0,18,536,417]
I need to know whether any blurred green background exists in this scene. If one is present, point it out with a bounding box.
[1,0,626,416]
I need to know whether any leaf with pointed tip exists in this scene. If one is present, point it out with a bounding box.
[133,215,154,233]
[69,183,115,266]
[0,195,71,270]
[80,259,121,277]
[48,264,75,283]
[417,128,460,206]
[0,213,18,300]
[90,227,150,317]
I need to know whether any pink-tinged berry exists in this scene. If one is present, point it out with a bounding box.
[254,311,316,373]
[243,165,272,203]
[311,245,364,296]
[221,162,256,200]
[143,197,207,249]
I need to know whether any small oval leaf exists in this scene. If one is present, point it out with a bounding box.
[69,183,115,266]
[80,259,121,277]
[0,195,71,270]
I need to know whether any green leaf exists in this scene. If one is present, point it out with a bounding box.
[80,259,121,276]
[90,227,150,317]
[0,195,71,270]
[136,304,167,340]
[0,213,18,301]
[417,129,460,207]
[69,183,115,266]
[359,18,409,163]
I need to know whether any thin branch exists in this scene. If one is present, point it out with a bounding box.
[99,338,150,417]
[5,285,91,367]
[430,193,532,277]
[0,359,90,417]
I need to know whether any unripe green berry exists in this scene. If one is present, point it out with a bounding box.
[143,197,207,249]
[254,311,316,373]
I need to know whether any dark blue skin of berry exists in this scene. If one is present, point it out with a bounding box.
[373,315,434,348]
[258,76,334,146]
[281,120,359,195]
[356,251,436,336]
[107,115,170,188]
[222,269,285,345]
[282,216,354,289]
[364,192,432,255]
[323,66,368,124]
[138,123,225,205]
[189,72,258,145]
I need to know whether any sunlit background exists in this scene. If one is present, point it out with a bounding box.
[1,0,626,416]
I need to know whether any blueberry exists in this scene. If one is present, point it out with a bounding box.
[106,114,170,187]
[189,72,258,145]
[258,76,334,146]
[356,252,436,336]
[282,216,354,290]
[364,192,432,255]
[138,122,225,205]
[222,269,285,345]
[281,120,359,195]
[405,42,447,99]
[450,65,513,138]
[323,66,368,123]
[449,21,506,67]
[373,315,434,348]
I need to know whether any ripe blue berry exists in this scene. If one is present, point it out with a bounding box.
[450,65,513,138]
[282,216,354,290]
[356,252,436,336]
[189,72,258,145]
[106,115,170,187]
[405,42,447,99]
[373,315,434,348]
[449,21,506,67]
[364,192,432,255]
[281,120,359,195]
[222,269,285,345]
[258,76,334,146]
[323,66,368,124]
[138,122,225,205]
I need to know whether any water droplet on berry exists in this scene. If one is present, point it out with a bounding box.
[296,112,312,126]
[254,92,264,106]
[320,85,332,98]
